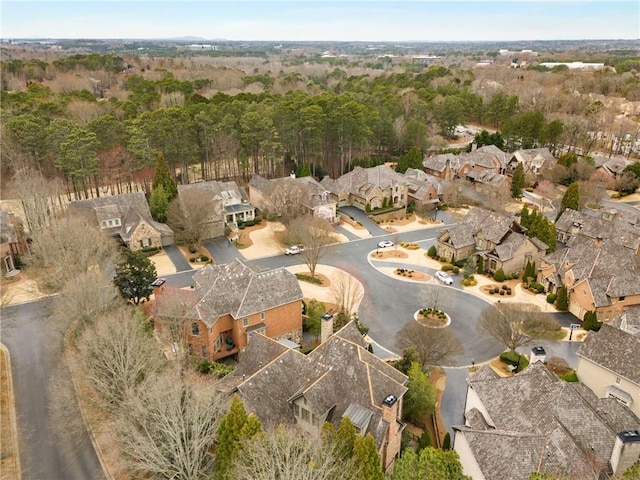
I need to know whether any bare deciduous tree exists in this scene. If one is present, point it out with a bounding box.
[230,426,360,480]
[397,322,463,366]
[117,368,226,479]
[26,212,119,292]
[478,303,536,352]
[288,215,334,278]
[77,307,164,410]
[330,270,364,318]
[9,167,65,232]
[168,189,219,247]
[51,270,123,335]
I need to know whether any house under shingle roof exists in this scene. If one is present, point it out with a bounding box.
[230,321,407,451]
[577,323,640,386]
[423,153,463,173]
[334,165,406,198]
[455,361,640,480]
[183,259,303,328]
[443,207,518,249]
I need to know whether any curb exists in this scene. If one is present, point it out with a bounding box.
[1,343,22,480]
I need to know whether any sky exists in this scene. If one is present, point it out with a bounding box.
[1,1,639,42]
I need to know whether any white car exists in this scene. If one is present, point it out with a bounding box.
[435,271,453,285]
[285,245,303,255]
[377,240,394,248]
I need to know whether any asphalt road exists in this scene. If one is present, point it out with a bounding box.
[1,300,105,480]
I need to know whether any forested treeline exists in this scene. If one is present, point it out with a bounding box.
[2,52,639,198]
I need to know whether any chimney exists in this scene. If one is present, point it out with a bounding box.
[610,430,640,478]
[530,346,546,364]
[320,312,334,343]
[381,394,399,425]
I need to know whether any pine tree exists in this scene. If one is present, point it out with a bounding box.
[353,434,384,480]
[511,163,525,198]
[520,204,530,229]
[559,182,580,218]
[476,256,484,274]
[215,395,262,480]
[149,184,169,222]
[403,362,436,425]
[555,285,569,311]
[418,429,432,451]
[442,432,451,450]
[152,152,177,200]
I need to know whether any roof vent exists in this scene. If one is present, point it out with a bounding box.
[383,394,397,407]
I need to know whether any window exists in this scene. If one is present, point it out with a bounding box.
[616,377,621,384]
[242,317,249,327]
[619,296,626,301]
[188,344,194,356]
[301,408,310,423]
[201,345,208,358]
[260,312,265,321]
[214,335,221,352]
[294,404,301,417]
[191,322,199,335]
[139,238,151,248]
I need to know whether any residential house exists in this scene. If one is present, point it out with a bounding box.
[153,259,303,361]
[223,321,408,472]
[538,209,640,321]
[249,174,336,222]
[177,180,255,237]
[454,362,640,480]
[402,168,445,207]
[69,192,174,251]
[507,148,557,176]
[0,209,28,275]
[437,207,547,274]
[422,153,466,180]
[576,310,640,418]
[321,165,408,212]
[594,155,634,180]
[475,145,512,174]
[463,169,511,195]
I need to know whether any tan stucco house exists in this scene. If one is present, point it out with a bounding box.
[576,309,640,418]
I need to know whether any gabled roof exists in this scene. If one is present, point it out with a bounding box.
[179,180,248,205]
[491,231,545,261]
[439,207,519,249]
[233,321,408,450]
[476,145,511,167]
[611,306,640,335]
[250,174,333,209]
[70,191,152,219]
[334,165,407,194]
[512,148,556,170]
[577,323,640,385]
[456,361,640,480]
[403,168,444,198]
[465,169,509,186]
[181,259,303,328]
[423,153,463,173]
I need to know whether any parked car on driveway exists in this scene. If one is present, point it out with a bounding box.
[435,271,453,285]
[377,240,394,248]
[285,245,304,255]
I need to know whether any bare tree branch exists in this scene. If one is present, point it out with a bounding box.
[396,322,463,366]
[478,303,536,352]
[288,215,334,278]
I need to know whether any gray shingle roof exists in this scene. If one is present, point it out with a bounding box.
[423,153,462,173]
[440,207,519,250]
[250,174,333,209]
[232,322,408,450]
[577,323,640,385]
[185,259,303,328]
[456,361,640,480]
[334,165,407,195]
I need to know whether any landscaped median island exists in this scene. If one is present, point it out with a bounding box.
[415,308,451,328]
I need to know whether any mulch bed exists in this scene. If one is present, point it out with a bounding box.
[394,268,429,281]
[371,250,408,260]
[297,272,331,287]
[236,221,268,247]
[417,313,448,327]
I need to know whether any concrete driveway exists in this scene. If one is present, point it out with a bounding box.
[204,237,244,265]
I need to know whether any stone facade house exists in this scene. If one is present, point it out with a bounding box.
[437,207,546,274]
[222,322,408,472]
[454,362,640,480]
[422,153,470,180]
[249,174,336,222]
[594,155,634,180]
[153,259,303,361]
[177,180,255,239]
[538,208,640,321]
[576,310,640,418]
[69,192,174,251]
[321,165,408,212]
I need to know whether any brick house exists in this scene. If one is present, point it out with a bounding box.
[402,168,445,208]
[454,362,640,480]
[321,165,408,212]
[538,210,640,322]
[69,192,174,251]
[437,207,546,274]
[153,259,303,361]
[249,174,336,222]
[576,309,640,418]
[222,322,408,472]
